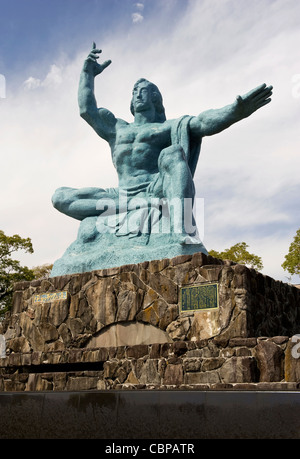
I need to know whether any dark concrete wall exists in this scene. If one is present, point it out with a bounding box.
[1,390,300,439]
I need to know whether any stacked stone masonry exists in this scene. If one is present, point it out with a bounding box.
[1,252,300,391]
[0,338,300,392]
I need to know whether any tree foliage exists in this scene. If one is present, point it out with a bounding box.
[32,263,53,280]
[282,228,300,277]
[0,231,53,317]
[209,242,263,270]
[0,230,35,315]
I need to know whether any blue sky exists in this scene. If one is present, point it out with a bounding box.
[0,0,299,283]
[0,0,188,80]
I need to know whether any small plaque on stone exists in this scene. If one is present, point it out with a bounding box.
[180,283,219,312]
[33,291,68,304]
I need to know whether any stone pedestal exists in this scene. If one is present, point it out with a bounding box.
[1,252,300,392]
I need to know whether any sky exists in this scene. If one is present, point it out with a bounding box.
[0,0,299,284]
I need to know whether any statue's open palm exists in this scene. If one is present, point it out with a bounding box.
[83,42,111,76]
[236,83,273,119]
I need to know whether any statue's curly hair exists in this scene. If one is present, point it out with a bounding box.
[130,78,166,122]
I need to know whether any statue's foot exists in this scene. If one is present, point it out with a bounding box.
[180,235,203,245]
[169,233,202,245]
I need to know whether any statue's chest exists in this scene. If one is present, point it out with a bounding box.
[116,124,168,147]
[135,125,166,144]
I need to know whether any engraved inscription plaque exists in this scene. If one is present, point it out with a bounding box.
[33,291,68,304]
[180,283,219,312]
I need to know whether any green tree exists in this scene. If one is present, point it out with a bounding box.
[32,263,53,280]
[209,242,263,270]
[282,228,300,277]
[0,230,35,316]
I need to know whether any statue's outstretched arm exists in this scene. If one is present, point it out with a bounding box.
[78,43,116,141]
[190,83,273,137]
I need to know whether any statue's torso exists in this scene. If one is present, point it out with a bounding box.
[112,120,172,188]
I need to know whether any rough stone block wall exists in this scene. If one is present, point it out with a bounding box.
[2,252,300,355]
[1,253,300,392]
[0,337,300,392]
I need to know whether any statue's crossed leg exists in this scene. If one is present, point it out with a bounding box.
[52,145,197,240]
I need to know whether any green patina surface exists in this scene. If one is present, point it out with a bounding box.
[51,43,272,276]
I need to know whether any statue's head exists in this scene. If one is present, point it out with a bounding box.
[130,78,166,122]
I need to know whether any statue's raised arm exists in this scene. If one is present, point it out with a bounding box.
[190,83,273,137]
[78,43,116,142]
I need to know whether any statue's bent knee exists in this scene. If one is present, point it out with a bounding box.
[158,145,186,173]
[52,187,73,213]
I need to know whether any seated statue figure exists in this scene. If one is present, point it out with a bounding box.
[50,43,272,277]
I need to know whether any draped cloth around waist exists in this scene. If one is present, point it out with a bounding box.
[96,115,201,240]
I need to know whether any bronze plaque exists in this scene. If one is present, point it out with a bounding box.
[180,283,219,312]
[33,291,68,304]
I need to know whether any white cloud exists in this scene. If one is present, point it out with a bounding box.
[132,12,143,23]
[23,76,41,90]
[23,64,63,90]
[42,64,63,87]
[134,2,144,11]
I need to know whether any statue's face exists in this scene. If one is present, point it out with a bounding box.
[132,81,154,113]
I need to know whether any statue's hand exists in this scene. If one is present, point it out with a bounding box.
[83,42,112,76]
[236,83,273,119]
